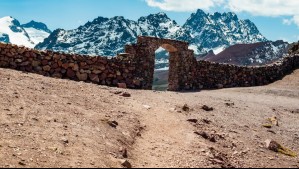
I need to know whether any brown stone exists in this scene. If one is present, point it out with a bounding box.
[80,62,87,67]
[92,70,102,74]
[100,73,107,80]
[121,92,131,97]
[66,68,76,78]
[118,83,127,89]
[202,105,214,111]
[43,65,51,72]
[57,60,63,67]
[51,63,59,69]
[120,159,132,168]
[61,55,66,60]
[52,73,62,78]
[15,59,22,63]
[18,48,25,54]
[62,63,69,69]
[45,56,52,60]
[73,64,79,71]
[76,72,88,81]
[187,119,198,123]
[99,64,106,71]
[89,74,100,83]
[53,54,60,60]
[32,61,40,67]
[20,61,30,66]
[41,60,48,66]
[216,84,224,89]
[69,62,75,68]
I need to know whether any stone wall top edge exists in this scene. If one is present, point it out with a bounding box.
[0,42,133,62]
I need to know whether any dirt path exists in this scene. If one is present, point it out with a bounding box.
[130,101,203,168]
[128,70,299,168]
[0,68,299,168]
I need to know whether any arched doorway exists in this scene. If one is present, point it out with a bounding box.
[152,44,178,91]
[152,47,169,91]
[125,36,196,91]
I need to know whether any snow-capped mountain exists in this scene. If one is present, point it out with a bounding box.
[36,13,192,56]
[0,16,51,48]
[202,40,289,66]
[183,10,267,54]
[22,20,52,45]
[37,16,140,56]
[137,13,191,42]
[36,10,267,57]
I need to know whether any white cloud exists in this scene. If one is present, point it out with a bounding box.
[226,0,299,27]
[145,0,224,12]
[145,0,299,27]
[227,0,299,17]
[283,18,293,25]
[293,15,299,27]
[282,16,299,27]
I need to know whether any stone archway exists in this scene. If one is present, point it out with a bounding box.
[125,36,197,91]
[152,44,176,91]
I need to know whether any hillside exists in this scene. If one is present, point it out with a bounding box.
[201,41,289,66]
[0,68,298,168]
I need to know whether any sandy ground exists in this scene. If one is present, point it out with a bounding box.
[0,68,298,168]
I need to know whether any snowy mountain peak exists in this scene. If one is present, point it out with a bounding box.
[0,16,21,28]
[112,16,126,20]
[194,9,207,17]
[153,12,170,19]
[183,10,267,54]
[138,12,172,24]
[92,16,109,23]
[22,20,52,33]
[36,10,270,58]
[0,16,51,48]
[0,16,15,22]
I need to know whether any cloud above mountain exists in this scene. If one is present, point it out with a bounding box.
[145,0,299,27]
[145,0,224,11]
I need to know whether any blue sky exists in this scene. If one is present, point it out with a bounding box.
[0,0,298,42]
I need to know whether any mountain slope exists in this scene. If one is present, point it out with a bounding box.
[22,20,52,45]
[36,10,267,57]
[36,13,191,56]
[0,16,51,48]
[22,20,52,33]
[37,16,140,56]
[202,40,289,66]
[183,10,267,54]
[0,16,34,47]
[0,33,9,43]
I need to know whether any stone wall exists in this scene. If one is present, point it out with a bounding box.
[0,43,142,89]
[193,54,299,90]
[0,37,298,91]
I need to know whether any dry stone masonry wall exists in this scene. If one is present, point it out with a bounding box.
[193,43,299,90]
[0,36,298,91]
[0,43,142,89]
